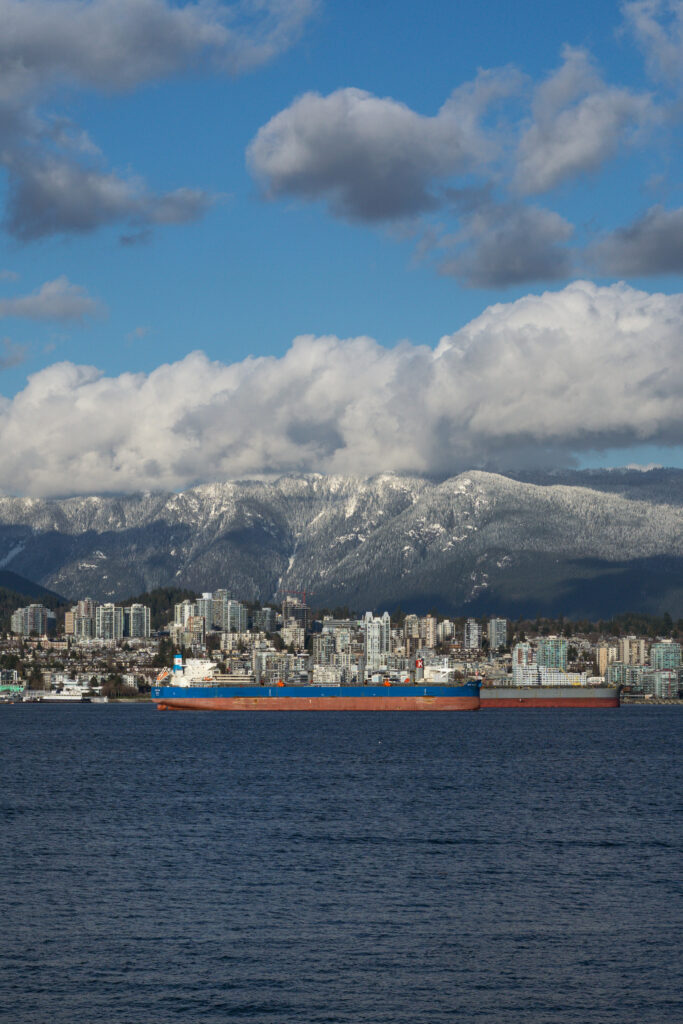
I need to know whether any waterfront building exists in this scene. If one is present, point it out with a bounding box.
[640,669,680,698]
[649,641,681,671]
[537,636,568,670]
[512,642,535,684]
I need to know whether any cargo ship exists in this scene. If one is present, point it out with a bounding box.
[480,684,621,708]
[152,656,481,710]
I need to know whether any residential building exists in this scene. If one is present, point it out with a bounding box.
[363,611,391,671]
[11,604,56,637]
[464,618,481,650]
[252,607,277,633]
[537,636,568,670]
[649,641,681,671]
[487,618,508,651]
[124,604,151,638]
[95,604,123,641]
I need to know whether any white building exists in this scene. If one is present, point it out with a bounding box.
[464,618,482,650]
[363,611,391,671]
[96,603,123,641]
[125,604,151,638]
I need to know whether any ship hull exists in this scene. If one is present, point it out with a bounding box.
[152,683,480,711]
[480,685,621,708]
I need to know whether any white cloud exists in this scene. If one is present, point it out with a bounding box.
[622,0,683,85]
[247,71,521,222]
[0,276,101,321]
[0,281,680,496]
[0,0,316,239]
[514,46,654,194]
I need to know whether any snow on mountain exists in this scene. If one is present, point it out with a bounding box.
[0,469,681,617]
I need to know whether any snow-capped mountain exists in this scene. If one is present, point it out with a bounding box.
[0,469,681,617]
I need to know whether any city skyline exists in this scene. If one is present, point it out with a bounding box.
[0,1,682,496]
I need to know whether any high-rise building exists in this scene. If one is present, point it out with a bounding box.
[649,641,681,671]
[403,615,420,642]
[464,618,481,650]
[282,596,311,632]
[363,611,391,671]
[312,633,336,666]
[95,604,124,641]
[596,644,617,676]
[73,598,97,640]
[174,600,196,627]
[512,641,535,684]
[124,604,151,638]
[537,636,568,670]
[10,604,56,637]
[211,590,230,630]
[226,600,247,633]
[436,619,454,643]
[185,615,205,646]
[420,616,437,649]
[618,635,648,666]
[487,618,508,650]
[252,607,277,633]
[195,593,215,627]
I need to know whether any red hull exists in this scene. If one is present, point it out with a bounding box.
[156,695,480,711]
[480,696,620,708]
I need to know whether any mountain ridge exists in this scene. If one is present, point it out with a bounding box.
[0,469,681,618]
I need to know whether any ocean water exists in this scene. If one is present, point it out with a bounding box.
[0,705,680,1024]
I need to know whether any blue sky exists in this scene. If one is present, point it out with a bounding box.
[0,0,681,495]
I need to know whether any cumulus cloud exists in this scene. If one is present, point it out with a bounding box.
[622,0,683,85]
[0,281,680,496]
[247,70,521,222]
[0,276,101,321]
[439,200,574,287]
[590,204,683,274]
[514,46,654,194]
[0,0,316,239]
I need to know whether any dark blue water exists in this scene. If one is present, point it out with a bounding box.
[1,706,681,1024]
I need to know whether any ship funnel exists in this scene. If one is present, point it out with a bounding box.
[173,653,183,674]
